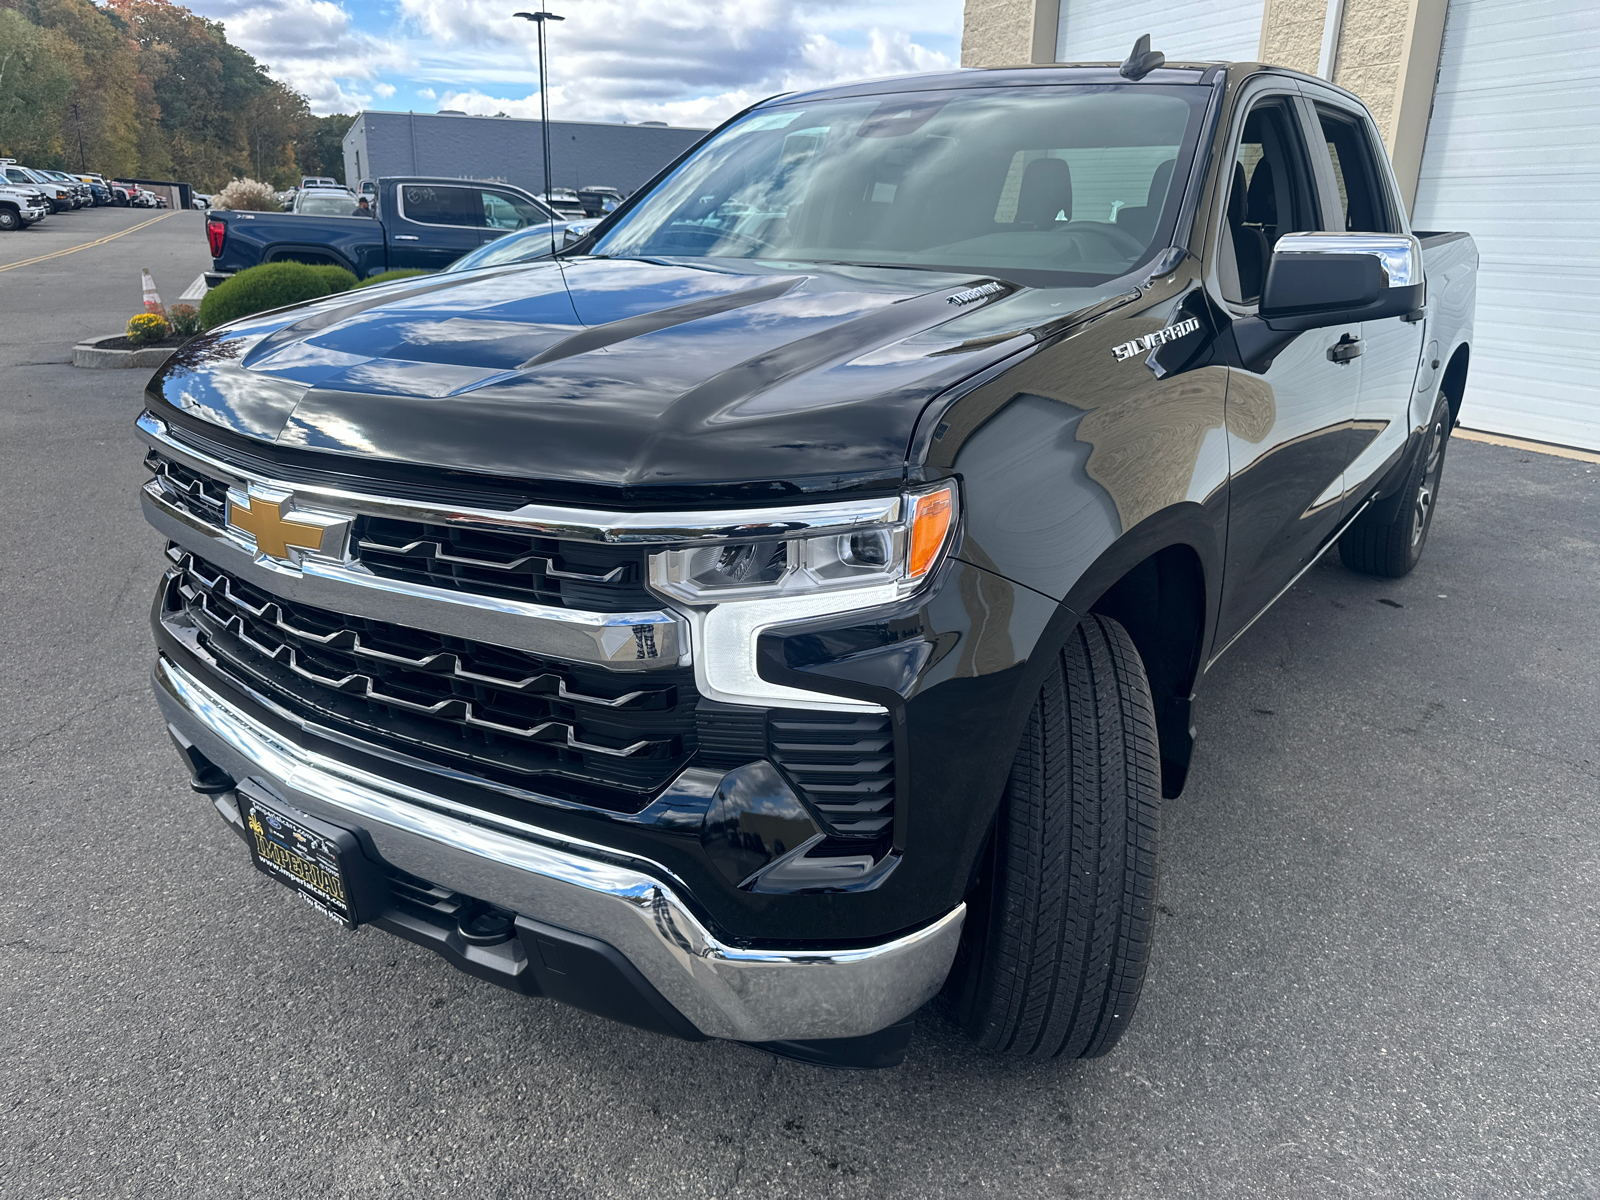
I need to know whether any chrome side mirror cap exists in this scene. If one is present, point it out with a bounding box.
[1260,231,1425,332]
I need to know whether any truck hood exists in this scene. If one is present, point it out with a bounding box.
[149,256,1113,497]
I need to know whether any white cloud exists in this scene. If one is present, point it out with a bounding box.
[187,0,409,113]
[186,0,960,118]
[398,0,958,125]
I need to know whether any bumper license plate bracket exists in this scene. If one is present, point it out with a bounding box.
[238,784,387,929]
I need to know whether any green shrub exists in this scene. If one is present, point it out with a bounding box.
[126,312,170,345]
[199,261,359,330]
[356,268,434,288]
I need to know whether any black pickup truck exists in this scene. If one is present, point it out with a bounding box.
[203,176,574,282]
[140,50,1476,1069]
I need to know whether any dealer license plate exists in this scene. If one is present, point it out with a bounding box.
[239,790,364,929]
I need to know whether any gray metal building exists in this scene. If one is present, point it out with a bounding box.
[340,111,709,197]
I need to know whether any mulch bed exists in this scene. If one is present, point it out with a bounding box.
[95,334,196,350]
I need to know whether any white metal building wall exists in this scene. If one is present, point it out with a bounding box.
[1411,0,1600,450]
[1056,0,1265,64]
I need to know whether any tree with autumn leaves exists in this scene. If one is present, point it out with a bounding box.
[0,0,353,190]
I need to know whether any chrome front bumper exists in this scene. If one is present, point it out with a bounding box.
[154,654,963,1043]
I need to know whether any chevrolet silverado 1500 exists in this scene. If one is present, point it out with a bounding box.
[139,47,1476,1068]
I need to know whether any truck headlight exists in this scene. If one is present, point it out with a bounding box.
[646,483,957,711]
[648,482,956,605]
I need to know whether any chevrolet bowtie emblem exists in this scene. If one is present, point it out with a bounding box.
[227,495,329,559]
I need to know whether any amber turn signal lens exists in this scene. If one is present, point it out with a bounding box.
[908,485,955,580]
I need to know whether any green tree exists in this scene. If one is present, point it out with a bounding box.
[302,112,355,181]
[0,9,75,162]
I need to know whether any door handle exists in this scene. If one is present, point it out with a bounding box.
[393,234,419,241]
[1327,333,1363,364]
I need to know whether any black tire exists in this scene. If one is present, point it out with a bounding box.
[0,208,19,232]
[949,614,1161,1059]
[1338,391,1452,578]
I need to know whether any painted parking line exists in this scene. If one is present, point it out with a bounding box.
[1455,428,1600,465]
[0,211,179,274]
[178,274,208,302]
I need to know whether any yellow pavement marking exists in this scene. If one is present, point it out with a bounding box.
[0,211,180,274]
[1455,428,1600,465]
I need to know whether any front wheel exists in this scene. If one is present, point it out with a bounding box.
[1339,391,1452,578]
[0,208,19,232]
[948,614,1161,1058]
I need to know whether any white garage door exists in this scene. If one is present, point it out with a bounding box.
[1411,0,1600,450]
[1055,0,1264,64]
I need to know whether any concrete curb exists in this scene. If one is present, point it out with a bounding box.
[72,334,182,369]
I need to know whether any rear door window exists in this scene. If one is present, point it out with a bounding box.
[1315,105,1398,233]
[399,185,482,227]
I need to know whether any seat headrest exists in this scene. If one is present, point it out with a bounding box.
[1228,161,1248,226]
[1016,157,1073,227]
[1147,158,1176,207]
[1247,159,1278,225]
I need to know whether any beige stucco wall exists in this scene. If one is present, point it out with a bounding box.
[962,0,1035,65]
[1333,0,1414,143]
[962,0,1057,66]
[961,0,1445,207]
[1259,0,1328,75]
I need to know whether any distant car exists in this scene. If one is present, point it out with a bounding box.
[300,176,341,191]
[77,176,112,205]
[2,163,75,213]
[191,193,212,211]
[357,180,376,199]
[0,177,50,230]
[576,186,625,217]
[293,188,360,217]
[444,219,600,271]
[535,188,587,219]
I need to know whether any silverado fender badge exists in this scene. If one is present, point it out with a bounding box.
[947,281,1005,306]
[1112,316,1202,362]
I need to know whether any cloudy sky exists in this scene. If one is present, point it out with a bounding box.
[183,0,966,126]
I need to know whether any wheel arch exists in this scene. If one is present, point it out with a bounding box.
[265,245,357,272]
[1439,342,1470,425]
[1059,504,1221,799]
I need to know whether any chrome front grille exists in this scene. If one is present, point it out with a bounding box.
[146,451,227,526]
[353,516,653,612]
[163,548,696,805]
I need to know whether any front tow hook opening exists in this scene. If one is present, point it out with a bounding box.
[166,723,236,794]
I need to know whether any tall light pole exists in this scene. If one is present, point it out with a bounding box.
[514,8,565,256]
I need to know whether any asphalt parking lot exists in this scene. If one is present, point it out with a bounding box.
[1,209,1597,1199]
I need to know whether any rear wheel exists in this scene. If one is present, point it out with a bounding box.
[1339,391,1452,578]
[949,614,1161,1058]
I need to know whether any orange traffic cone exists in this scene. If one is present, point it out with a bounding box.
[141,267,166,316]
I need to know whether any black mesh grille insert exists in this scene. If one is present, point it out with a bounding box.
[769,711,895,838]
[163,550,695,808]
[353,516,654,612]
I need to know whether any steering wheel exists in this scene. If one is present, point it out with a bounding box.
[1061,221,1148,258]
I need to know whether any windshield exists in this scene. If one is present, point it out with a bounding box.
[593,85,1207,284]
[298,194,359,216]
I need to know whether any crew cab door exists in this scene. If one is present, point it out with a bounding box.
[1211,87,1362,648]
[1305,95,1427,502]
[387,183,492,270]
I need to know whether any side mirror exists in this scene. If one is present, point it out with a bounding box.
[1260,232,1424,331]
